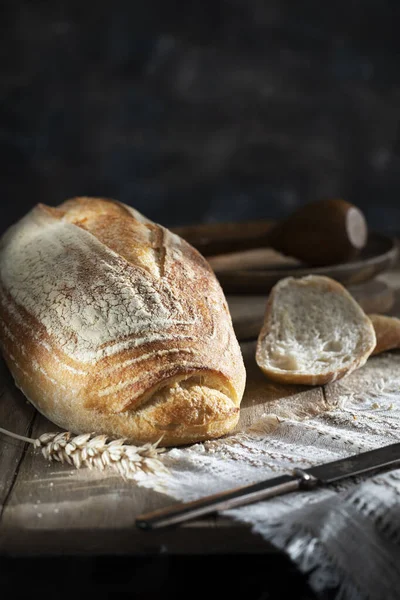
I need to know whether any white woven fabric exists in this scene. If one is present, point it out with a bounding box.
[139,349,400,600]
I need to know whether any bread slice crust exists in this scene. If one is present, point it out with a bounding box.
[369,314,400,356]
[256,275,376,386]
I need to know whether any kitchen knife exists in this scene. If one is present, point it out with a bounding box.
[135,442,400,530]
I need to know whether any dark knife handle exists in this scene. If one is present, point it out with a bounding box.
[135,475,303,530]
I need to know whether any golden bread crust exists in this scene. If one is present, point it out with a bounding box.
[0,198,245,445]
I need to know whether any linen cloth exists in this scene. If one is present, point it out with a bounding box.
[139,346,400,600]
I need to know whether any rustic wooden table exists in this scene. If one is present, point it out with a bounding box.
[1,264,400,558]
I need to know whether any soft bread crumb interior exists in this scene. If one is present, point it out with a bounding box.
[258,279,373,375]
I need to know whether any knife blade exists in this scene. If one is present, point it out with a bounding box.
[135,442,400,530]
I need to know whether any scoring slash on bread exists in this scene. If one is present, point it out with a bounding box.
[256,275,377,386]
[0,197,246,446]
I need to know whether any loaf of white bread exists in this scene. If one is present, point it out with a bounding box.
[256,275,377,385]
[0,198,246,446]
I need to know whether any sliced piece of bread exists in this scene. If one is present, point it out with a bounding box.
[256,275,376,385]
[369,314,400,356]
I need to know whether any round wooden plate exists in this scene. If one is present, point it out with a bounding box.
[214,232,398,294]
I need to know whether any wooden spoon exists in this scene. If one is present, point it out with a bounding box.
[173,199,368,267]
[267,198,368,267]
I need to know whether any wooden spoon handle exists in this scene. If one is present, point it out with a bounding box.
[171,219,275,256]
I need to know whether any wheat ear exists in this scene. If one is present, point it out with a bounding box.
[0,427,168,479]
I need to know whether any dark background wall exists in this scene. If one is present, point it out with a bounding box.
[1,0,400,235]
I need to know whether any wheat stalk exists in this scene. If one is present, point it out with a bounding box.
[0,426,168,479]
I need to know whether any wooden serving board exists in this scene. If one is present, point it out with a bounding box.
[228,278,395,342]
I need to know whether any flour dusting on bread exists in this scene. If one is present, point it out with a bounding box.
[0,198,246,446]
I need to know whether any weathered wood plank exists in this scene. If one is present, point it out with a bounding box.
[0,358,36,514]
[0,390,247,554]
[1,407,259,555]
[0,408,270,555]
[1,411,174,528]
